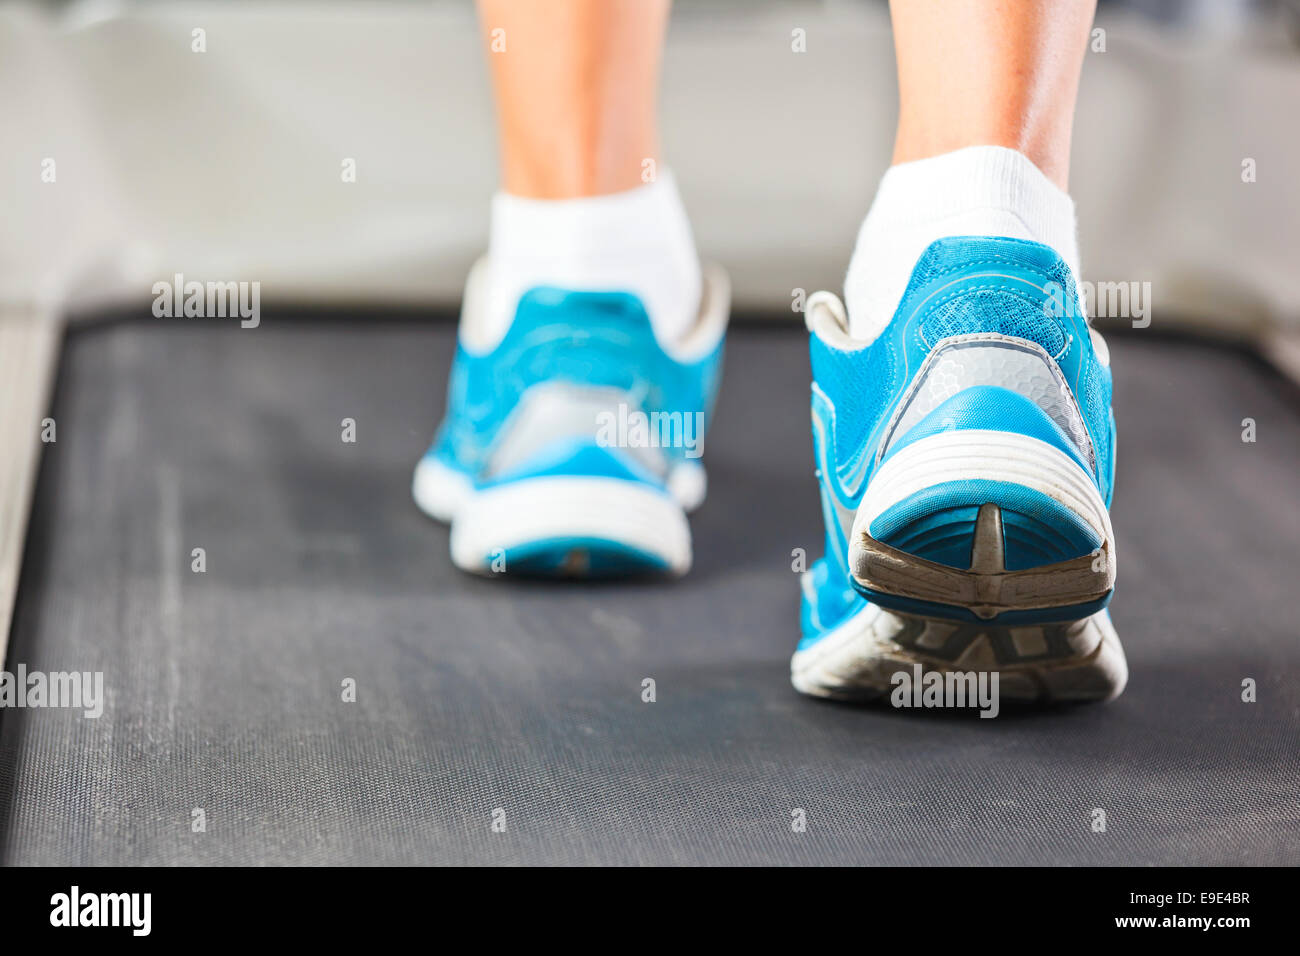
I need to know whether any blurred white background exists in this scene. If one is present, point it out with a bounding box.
[2,0,1298,339]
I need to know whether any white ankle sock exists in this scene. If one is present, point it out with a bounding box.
[844,145,1081,343]
[484,169,701,347]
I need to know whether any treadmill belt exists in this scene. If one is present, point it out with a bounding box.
[1,317,1297,865]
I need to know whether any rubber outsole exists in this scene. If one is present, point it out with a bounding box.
[791,600,1128,704]
[852,502,1115,624]
[849,428,1115,623]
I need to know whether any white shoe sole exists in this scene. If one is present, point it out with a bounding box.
[411,455,474,523]
[446,475,691,577]
[414,454,700,577]
[791,600,1128,704]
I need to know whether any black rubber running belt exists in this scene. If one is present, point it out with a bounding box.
[0,317,1296,865]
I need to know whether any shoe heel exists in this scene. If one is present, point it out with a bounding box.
[849,431,1115,624]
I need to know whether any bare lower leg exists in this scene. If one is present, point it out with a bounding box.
[477,0,669,199]
[889,0,1096,189]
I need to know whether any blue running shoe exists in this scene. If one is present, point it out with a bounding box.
[413,260,728,577]
[791,237,1127,702]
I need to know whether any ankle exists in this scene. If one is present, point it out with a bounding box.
[483,169,701,348]
[844,146,1079,342]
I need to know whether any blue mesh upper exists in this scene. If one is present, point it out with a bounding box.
[428,287,725,486]
[811,236,1111,501]
[1081,356,1115,501]
[920,289,1067,355]
[899,237,1113,502]
[808,332,901,479]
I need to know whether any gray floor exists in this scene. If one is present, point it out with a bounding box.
[1,317,1297,866]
